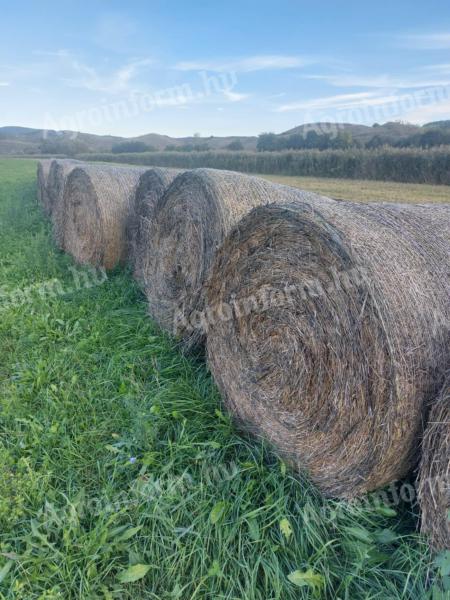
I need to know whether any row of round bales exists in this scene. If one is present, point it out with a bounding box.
[37,158,449,551]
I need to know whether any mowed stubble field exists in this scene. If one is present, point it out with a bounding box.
[0,158,448,599]
[260,174,450,203]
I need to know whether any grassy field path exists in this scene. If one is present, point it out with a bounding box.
[0,159,444,599]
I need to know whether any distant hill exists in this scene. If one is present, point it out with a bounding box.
[0,120,449,155]
[134,133,257,151]
[424,120,450,129]
[0,127,125,154]
[0,126,258,155]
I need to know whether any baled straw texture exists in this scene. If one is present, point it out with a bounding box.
[418,381,449,551]
[62,163,147,270]
[36,159,53,214]
[127,167,182,282]
[206,199,450,498]
[47,159,81,220]
[144,168,328,348]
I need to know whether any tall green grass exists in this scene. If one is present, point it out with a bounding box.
[0,158,447,599]
[78,146,450,185]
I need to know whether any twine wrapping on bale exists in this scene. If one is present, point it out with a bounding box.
[61,163,147,269]
[206,199,450,498]
[36,159,53,214]
[143,168,327,348]
[47,159,81,220]
[418,381,449,551]
[127,167,182,282]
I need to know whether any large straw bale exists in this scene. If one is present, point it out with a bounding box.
[144,168,328,347]
[36,159,53,214]
[62,163,147,269]
[127,167,182,281]
[418,381,450,551]
[206,199,450,498]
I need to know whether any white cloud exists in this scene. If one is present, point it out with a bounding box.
[267,92,287,99]
[62,56,154,94]
[175,54,310,72]
[396,32,450,49]
[401,99,450,123]
[306,74,398,87]
[275,86,450,126]
[305,72,450,89]
[223,89,249,102]
[29,50,154,94]
[276,91,405,112]
[0,82,10,86]
[419,63,450,73]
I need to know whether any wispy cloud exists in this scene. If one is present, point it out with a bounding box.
[267,92,287,99]
[0,82,10,87]
[175,54,310,72]
[419,63,450,73]
[276,91,405,112]
[305,71,450,89]
[63,56,153,94]
[32,50,154,94]
[402,99,450,123]
[223,89,249,102]
[306,74,399,88]
[275,86,450,126]
[396,32,450,49]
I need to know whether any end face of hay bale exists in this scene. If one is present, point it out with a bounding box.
[62,167,104,266]
[144,168,324,349]
[47,159,81,214]
[418,382,450,551]
[37,159,54,214]
[206,200,450,498]
[127,167,182,282]
[49,160,83,247]
[62,164,146,270]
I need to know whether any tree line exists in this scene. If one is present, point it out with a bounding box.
[257,126,450,152]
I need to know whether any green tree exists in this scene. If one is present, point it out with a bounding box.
[226,140,244,151]
[257,132,279,151]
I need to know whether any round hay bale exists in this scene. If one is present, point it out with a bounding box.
[47,159,81,219]
[127,167,182,282]
[418,381,449,551]
[62,163,147,269]
[143,168,327,348]
[206,199,450,498]
[36,159,53,214]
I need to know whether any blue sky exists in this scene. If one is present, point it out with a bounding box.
[1,0,450,137]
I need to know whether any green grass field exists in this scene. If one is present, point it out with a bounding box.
[0,158,447,599]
